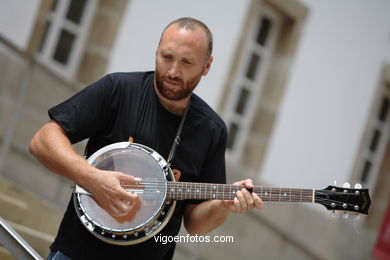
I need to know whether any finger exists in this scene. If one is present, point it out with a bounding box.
[114,203,130,217]
[243,179,254,189]
[236,190,247,212]
[114,198,137,217]
[118,189,138,202]
[107,202,125,217]
[117,173,142,185]
[252,193,263,209]
[241,188,255,210]
[233,197,241,213]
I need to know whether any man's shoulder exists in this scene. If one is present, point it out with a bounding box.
[106,71,154,84]
[100,71,154,96]
[191,94,227,133]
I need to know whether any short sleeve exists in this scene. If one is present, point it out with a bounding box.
[198,122,227,184]
[48,74,114,144]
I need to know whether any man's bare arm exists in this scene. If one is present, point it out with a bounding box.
[183,179,263,235]
[29,120,138,216]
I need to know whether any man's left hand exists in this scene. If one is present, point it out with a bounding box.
[222,179,263,213]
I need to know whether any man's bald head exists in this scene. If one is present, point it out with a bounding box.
[160,17,213,59]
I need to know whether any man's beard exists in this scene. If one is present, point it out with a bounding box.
[155,69,202,101]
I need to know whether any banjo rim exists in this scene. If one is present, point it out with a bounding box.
[73,142,177,245]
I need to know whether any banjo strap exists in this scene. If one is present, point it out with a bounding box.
[166,100,190,167]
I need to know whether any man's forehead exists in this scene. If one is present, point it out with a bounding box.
[159,26,207,54]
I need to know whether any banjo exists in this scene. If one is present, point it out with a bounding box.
[73,141,371,246]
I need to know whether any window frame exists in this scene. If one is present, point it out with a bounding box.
[36,0,97,80]
[358,84,390,188]
[224,4,281,160]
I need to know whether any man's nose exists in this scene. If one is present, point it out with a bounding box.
[168,61,181,78]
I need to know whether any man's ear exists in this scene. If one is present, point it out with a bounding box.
[202,56,213,76]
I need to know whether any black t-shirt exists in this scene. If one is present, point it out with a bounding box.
[48,71,227,260]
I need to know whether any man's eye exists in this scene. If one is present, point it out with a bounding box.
[163,55,172,60]
[183,60,192,65]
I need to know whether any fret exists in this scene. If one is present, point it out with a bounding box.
[279,188,282,202]
[265,187,270,201]
[195,183,198,199]
[225,184,229,200]
[279,188,284,202]
[284,188,289,202]
[176,183,180,200]
[300,189,302,202]
[202,183,206,200]
[180,182,184,200]
[268,187,271,201]
[186,182,189,200]
[201,182,204,200]
[261,186,263,200]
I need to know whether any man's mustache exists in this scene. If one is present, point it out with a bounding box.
[165,76,184,84]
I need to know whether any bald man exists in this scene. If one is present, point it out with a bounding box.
[30,17,262,260]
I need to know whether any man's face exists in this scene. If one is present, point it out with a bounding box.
[155,25,212,101]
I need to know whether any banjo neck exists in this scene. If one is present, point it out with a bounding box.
[166,182,313,203]
[165,181,370,215]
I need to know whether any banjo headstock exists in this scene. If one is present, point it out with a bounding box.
[314,184,371,215]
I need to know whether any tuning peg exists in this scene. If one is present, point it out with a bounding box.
[330,211,337,218]
[354,183,362,189]
[342,212,349,219]
[354,214,361,221]
[343,182,351,188]
[333,181,337,186]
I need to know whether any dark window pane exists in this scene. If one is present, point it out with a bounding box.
[360,160,371,183]
[227,122,239,150]
[369,129,381,152]
[378,97,389,122]
[66,0,87,24]
[51,0,58,11]
[53,29,75,64]
[246,53,260,80]
[256,17,272,46]
[235,88,250,115]
[38,21,51,53]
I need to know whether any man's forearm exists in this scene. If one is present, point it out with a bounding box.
[184,199,229,235]
[30,120,139,217]
[29,120,97,187]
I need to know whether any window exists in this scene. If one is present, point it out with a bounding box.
[53,29,76,64]
[246,53,261,80]
[358,85,390,185]
[224,5,280,155]
[37,0,96,79]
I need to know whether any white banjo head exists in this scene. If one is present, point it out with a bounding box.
[73,142,176,245]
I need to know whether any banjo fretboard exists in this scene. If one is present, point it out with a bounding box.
[166,182,314,202]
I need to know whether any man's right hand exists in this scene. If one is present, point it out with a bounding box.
[85,170,141,217]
